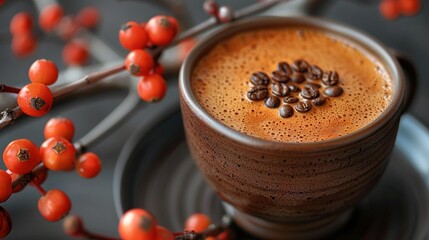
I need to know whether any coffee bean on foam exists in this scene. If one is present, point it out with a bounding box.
[284,96,299,104]
[191,27,392,142]
[277,62,293,75]
[324,86,343,97]
[292,59,310,72]
[247,59,344,114]
[312,96,326,106]
[250,72,270,86]
[290,73,305,84]
[247,85,268,101]
[265,96,281,108]
[300,86,320,100]
[295,101,312,113]
[305,65,323,81]
[288,84,301,92]
[305,83,322,90]
[272,82,290,97]
[271,70,289,83]
[279,105,294,118]
[322,71,339,86]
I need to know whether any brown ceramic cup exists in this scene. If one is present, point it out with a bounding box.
[179,17,414,239]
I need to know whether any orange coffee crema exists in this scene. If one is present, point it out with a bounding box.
[191,27,392,143]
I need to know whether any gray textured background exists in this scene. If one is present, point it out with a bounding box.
[0,0,428,239]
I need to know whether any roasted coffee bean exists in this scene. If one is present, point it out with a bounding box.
[312,96,326,106]
[277,62,293,75]
[272,82,290,97]
[271,70,289,83]
[290,73,305,83]
[247,86,268,101]
[322,71,339,86]
[292,60,309,72]
[250,72,270,86]
[283,96,299,103]
[309,65,323,78]
[324,86,343,97]
[304,65,323,81]
[265,96,281,108]
[305,83,322,90]
[300,86,319,99]
[288,84,301,92]
[295,101,312,113]
[279,105,294,118]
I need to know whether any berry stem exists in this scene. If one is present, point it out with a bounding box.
[0,84,21,94]
[11,164,46,190]
[31,180,47,195]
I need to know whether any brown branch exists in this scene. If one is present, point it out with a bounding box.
[0,84,21,94]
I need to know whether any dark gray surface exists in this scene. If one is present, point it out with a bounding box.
[0,0,428,239]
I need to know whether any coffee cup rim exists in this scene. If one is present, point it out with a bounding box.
[179,16,405,152]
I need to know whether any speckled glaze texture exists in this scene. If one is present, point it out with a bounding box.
[179,17,409,229]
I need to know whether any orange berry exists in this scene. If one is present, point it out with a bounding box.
[124,49,154,76]
[119,208,157,240]
[38,189,71,221]
[39,4,64,32]
[0,170,12,202]
[44,117,75,141]
[184,213,212,233]
[56,16,79,40]
[76,6,100,29]
[119,21,149,51]
[28,59,58,85]
[41,137,76,171]
[17,83,53,117]
[11,33,37,57]
[62,40,89,66]
[399,0,421,15]
[145,15,177,46]
[0,207,12,238]
[3,139,41,174]
[10,11,33,35]
[137,74,167,102]
[76,152,102,178]
[380,0,400,20]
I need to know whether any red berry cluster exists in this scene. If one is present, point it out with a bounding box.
[62,209,219,240]
[0,117,102,238]
[9,5,99,65]
[119,16,179,102]
[117,209,215,240]
[380,0,421,20]
[16,59,58,117]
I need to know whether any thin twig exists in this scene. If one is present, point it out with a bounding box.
[0,84,21,94]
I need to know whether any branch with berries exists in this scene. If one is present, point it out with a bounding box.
[0,0,422,239]
[0,1,282,239]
